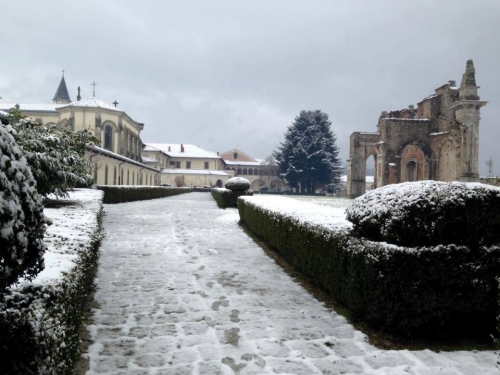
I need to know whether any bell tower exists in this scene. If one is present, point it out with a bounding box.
[450,60,488,181]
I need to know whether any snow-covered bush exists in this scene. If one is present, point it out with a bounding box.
[0,124,47,293]
[6,109,98,198]
[238,195,500,338]
[225,177,251,191]
[212,187,253,208]
[346,181,500,247]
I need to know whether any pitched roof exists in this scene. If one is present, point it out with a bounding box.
[53,75,71,103]
[0,102,61,112]
[60,97,122,112]
[144,143,221,159]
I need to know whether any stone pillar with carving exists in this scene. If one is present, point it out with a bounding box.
[449,60,487,182]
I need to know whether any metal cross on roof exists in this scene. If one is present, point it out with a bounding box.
[113,100,119,107]
[62,69,65,77]
[91,81,98,97]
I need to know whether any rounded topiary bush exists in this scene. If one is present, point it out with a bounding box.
[346,180,500,248]
[0,124,47,293]
[225,177,251,191]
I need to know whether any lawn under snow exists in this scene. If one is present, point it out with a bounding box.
[15,189,103,288]
[244,195,352,230]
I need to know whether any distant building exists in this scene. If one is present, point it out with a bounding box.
[219,149,283,191]
[347,60,487,198]
[142,143,229,187]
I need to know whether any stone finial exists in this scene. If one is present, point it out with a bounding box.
[460,59,476,87]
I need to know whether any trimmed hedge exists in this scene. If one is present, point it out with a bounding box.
[212,188,253,208]
[97,186,207,204]
[346,181,500,248]
[238,197,500,338]
[0,197,103,374]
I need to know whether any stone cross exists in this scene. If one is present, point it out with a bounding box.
[91,81,98,97]
[113,100,119,107]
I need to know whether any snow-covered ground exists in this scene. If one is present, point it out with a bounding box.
[85,193,496,374]
[287,195,352,210]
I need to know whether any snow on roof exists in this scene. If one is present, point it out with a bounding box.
[161,168,229,176]
[223,160,262,166]
[60,97,122,112]
[0,110,8,116]
[88,145,158,172]
[145,143,221,159]
[0,102,62,112]
[142,155,160,163]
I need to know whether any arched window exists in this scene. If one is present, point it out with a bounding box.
[248,169,253,176]
[237,168,242,175]
[254,168,258,175]
[406,161,417,182]
[104,125,113,151]
[104,165,108,185]
[225,167,230,170]
[243,168,247,175]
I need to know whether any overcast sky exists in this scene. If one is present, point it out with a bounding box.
[1,0,499,175]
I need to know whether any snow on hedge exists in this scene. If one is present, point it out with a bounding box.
[239,195,351,230]
[0,189,103,374]
[225,176,251,191]
[17,189,103,288]
[0,124,47,292]
[346,180,500,247]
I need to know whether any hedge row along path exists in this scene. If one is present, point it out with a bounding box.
[85,193,496,374]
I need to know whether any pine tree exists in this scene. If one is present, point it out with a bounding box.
[274,110,342,194]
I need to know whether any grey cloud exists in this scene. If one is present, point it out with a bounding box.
[1,0,499,174]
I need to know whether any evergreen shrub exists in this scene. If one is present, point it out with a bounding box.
[346,181,500,248]
[238,196,500,337]
[0,198,103,375]
[0,124,47,293]
[97,186,197,203]
[225,177,251,191]
[212,187,253,208]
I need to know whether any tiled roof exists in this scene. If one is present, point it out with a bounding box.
[144,143,220,159]
[60,97,122,112]
[0,102,62,112]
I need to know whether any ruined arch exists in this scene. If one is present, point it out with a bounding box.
[347,132,380,198]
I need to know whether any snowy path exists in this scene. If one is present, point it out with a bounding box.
[85,193,496,375]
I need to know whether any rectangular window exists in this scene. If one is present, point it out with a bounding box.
[186,161,191,169]
[176,161,180,168]
[169,161,175,167]
[204,162,209,169]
